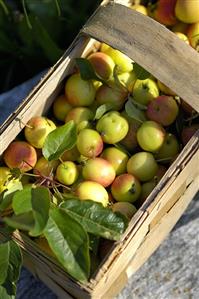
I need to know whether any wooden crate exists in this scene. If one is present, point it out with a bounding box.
[0,1,199,298]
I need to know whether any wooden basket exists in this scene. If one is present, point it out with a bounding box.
[0,1,199,298]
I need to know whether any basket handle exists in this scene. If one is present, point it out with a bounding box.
[81,2,199,112]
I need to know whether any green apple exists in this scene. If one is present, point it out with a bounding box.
[139,180,156,204]
[111,202,137,220]
[65,107,94,132]
[76,128,103,158]
[157,80,176,96]
[75,180,109,207]
[111,173,141,203]
[104,47,133,73]
[25,116,56,149]
[100,146,129,175]
[127,152,158,182]
[0,167,19,193]
[96,111,129,144]
[133,78,159,105]
[137,121,165,152]
[65,73,96,107]
[56,161,79,186]
[175,0,199,23]
[33,157,59,177]
[130,4,148,15]
[53,95,72,122]
[4,141,37,172]
[82,157,116,187]
[117,71,137,92]
[155,133,180,162]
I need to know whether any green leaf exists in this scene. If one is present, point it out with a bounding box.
[44,208,90,282]
[60,199,128,241]
[133,63,150,80]
[76,58,102,82]
[129,95,147,111]
[0,240,22,297]
[125,99,147,123]
[5,187,50,237]
[42,121,77,161]
[0,181,23,212]
[94,103,115,120]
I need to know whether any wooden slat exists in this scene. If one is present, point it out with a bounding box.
[82,2,199,112]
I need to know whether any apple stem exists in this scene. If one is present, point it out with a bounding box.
[155,157,173,163]
[16,118,33,129]
[59,157,64,164]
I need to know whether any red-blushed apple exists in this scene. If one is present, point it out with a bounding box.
[76,128,103,158]
[0,167,19,193]
[4,141,37,172]
[153,0,177,26]
[187,22,199,51]
[56,161,79,186]
[96,111,129,144]
[75,180,109,207]
[130,4,148,15]
[61,146,80,162]
[100,146,129,175]
[175,0,199,23]
[65,107,94,132]
[155,133,180,162]
[95,83,128,111]
[181,124,199,145]
[111,202,137,220]
[65,73,96,107]
[181,100,197,115]
[111,173,141,203]
[133,79,159,105]
[137,121,166,152]
[157,80,176,96]
[25,116,56,149]
[103,46,133,73]
[33,157,59,177]
[53,95,72,122]
[147,95,179,126]
[82,158,116,187]
[127,151,158,182]
[120,111,141,152]
[87,52,115,80]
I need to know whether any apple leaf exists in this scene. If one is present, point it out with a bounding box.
[44,207,90,282]
[4,186,50,237]
[42,121,77,161]
[0,240,22,298]
[133,63,150,80]
[129,95,147,111]
[76,57,104,83]
[125,99,147,123]
[60,199,128,241]
[94,103,115,120]
[0,181,23,212]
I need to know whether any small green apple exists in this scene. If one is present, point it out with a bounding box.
[101,146,129,175]
[155,133,180,162]
[56,161,79,185]
[133,78,159,105]
[76,129,103,158]
[53,95,72,122]
[65,107,94,132]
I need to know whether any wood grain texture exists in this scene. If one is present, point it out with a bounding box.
[82,2,199,112]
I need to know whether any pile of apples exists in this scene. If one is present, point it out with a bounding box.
[1,0,199,223]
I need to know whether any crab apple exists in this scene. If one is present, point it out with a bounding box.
[56,161,79,186]
[153,0,177,26]
[0,167,19,193]
[4,141,37,172]
[101,147,128,175]
[111,173,141,203]
[33,157,59,177]
[127,152,158,182]
[87,52,115,80]
[111,202,137,220]
[133,79,159,106]
[25,116,56,149]
[137,121,165,152]
[117,71,137,92]
[96,111,129,144]
[130,4,148,15]
[147,95,179,126]
[187,22,199,50]
[65,107,94,132]
[76,128,103,158]
[181,125,199,145]
[175,0,199,23]
[103,47,133,73]
[82,158,115,187]
[157,80,176,96]
[96,83,128,110]
[75,181,109,207]
[155,133,180,162]
[53,95,72,122]
[65,73,96,107]
[61,146,80,162]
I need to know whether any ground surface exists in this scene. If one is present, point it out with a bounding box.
[0,74,198,299]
